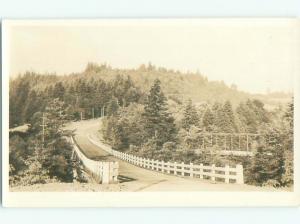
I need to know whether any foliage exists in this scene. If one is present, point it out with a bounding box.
[142,79,177,146]
[9,64,294,188]
[181,99,200,130]
[9,98,74,186]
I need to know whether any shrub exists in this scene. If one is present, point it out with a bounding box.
[262,179,281,188]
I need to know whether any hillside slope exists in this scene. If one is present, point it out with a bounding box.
[12,63,292,107]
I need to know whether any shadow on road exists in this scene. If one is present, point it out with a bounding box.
[118,175,137,183]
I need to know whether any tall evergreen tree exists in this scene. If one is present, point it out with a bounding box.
[211,102,223,132]
[219,101,237,133]
[202,107,215,132]
[143,79,177,146]
[106,97,120,116]
[181,99,199,130]
[250,127,285,186]
[9,80,31,126]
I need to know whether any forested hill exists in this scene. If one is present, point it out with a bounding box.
[11,63,255,105]
[81,63,251,105]
[10,63,292,127]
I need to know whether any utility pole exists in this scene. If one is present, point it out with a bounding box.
[100,106,105,117]
[101,106,105,117]
[40,113,47,146]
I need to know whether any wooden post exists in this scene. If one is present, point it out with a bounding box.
[236,164,244,184]
[211,164,216,182]
[230,135,233,150]
[225,165,230,184]
[40,113,46,146]
[174,162,177,175]
[167,162,171,174]
[200,163,204,179]
[190,163,193,178]
[181,162,185,176]
[102,163,109,184]
[113,162,119,182]
[238,135,241,151]
[161,160,164,172]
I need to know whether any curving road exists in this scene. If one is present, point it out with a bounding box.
[66,118,279,192]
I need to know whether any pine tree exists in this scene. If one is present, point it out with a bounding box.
[181,99,199,130]
[281,100,294,186]
[202,107,215,132]
[250,127,285,186]
[9,80,31,126]
[143,79,177,146]
[23,90,43,123]
[211,102,223,132]
[53,82,65,100]
[40,98,73,182]
[219,101,237,133]
[107,97,120,116]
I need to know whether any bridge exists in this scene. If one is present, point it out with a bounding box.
[64,118,279,191]
[187,132,268,156]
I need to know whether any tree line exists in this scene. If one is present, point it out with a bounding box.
[9,71,293,188]
[101,79,293,187]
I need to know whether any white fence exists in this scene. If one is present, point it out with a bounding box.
[70,136,118,184]
[88,136,244,184]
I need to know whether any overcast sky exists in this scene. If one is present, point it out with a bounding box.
[7,19,298,94]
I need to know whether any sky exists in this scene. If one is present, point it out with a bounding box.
[6,19,298,94]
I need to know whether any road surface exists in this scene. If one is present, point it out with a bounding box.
[66,118,285,192]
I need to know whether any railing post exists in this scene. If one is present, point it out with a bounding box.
[167,162,171,174]
[225,165,230,184]
[236,164,244,184]
[181,162,185,176]
[211,164,216,182]
[114,162,119,182]
[190,162,193,178]
[174,162,177,175]
[200,163,203,179]
[102,162,109,184]
[161,160,164,172]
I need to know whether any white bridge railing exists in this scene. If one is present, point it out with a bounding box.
[70,136,118,184]
[88,136,244,184]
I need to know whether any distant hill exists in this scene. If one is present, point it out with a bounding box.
[13,62,292,108]
[79,63,252,106]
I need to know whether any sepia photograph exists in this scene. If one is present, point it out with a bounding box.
[2,19,299,207]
